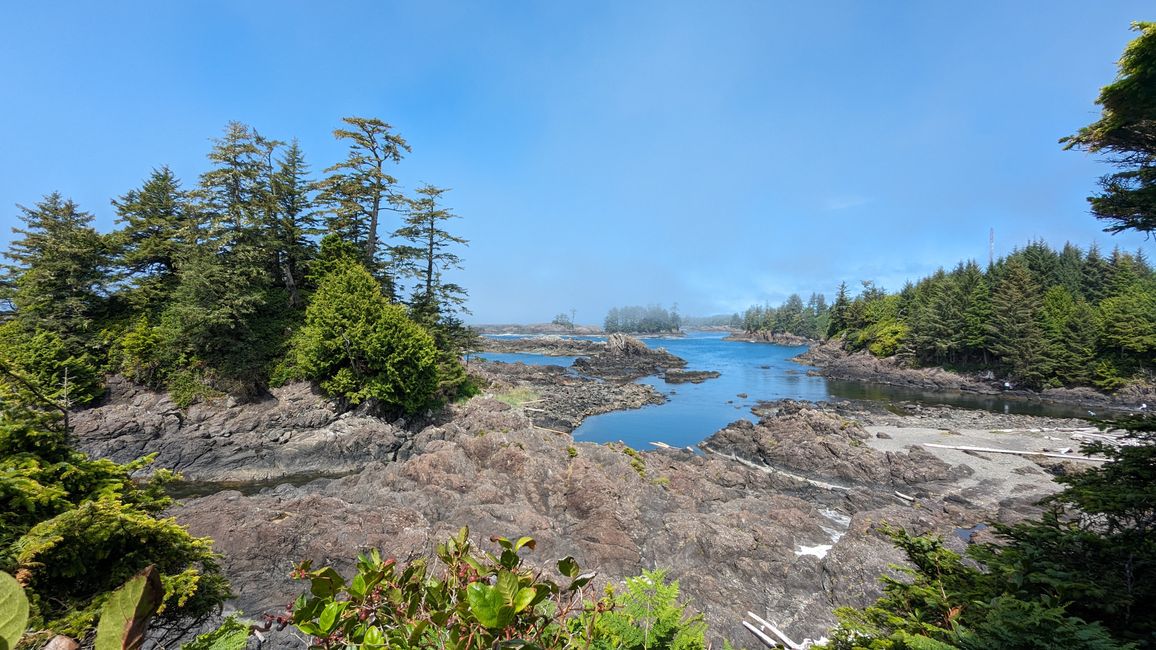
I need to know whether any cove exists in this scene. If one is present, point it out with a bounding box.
[488,331,1099,450]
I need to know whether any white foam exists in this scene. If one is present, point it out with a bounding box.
[794,544,833,559]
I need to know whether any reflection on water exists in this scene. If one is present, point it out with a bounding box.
[825,380,1098,420]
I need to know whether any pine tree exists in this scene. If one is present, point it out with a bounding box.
[2,194,110,346]
[317,117,409,283]
[390,185,468,324]
[111,167,195,314]
[989,259,1049,387]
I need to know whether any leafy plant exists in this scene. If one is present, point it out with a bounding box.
[289,527,599,649]
[94,566,163,650]
[0,571,29,650]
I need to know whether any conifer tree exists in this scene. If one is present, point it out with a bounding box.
[317,116,409,285]
[270,139,318,306]
[2,194,110,346]
[111,167,195,314]
[390,184,469,324]
[989,259,1049,387]
[827,281,851,337]
[1063,22,1156,234]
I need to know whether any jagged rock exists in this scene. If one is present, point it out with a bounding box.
[573,335,686,381]
[172,396,844,647]
[73,376,404,483]
[700,400,970,489]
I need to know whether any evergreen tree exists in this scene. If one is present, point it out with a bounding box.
[317,116,409,283]
[287,260,438,414]
[270,139,319,307]
[1063,22,1156,234]
[1099,282,1156,357]
[110,167,195,314]
[958,261,993,364]
[828,281,851,337]
[2,194,110,347]
[390,185,468,323]
[989,259,1049,387]
[1082,243,1112,304]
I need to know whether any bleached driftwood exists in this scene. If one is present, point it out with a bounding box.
[743,611,820,649]
[923,443,1107,462]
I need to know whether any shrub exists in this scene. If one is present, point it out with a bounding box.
[0,322,103,408]
[287,261,439,414]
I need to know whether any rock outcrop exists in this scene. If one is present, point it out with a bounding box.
[73,376,406,484]
[701,400,972,490]
[572,334,686,380]
[172,397,845,647]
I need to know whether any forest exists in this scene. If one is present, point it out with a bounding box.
[0,117,478,415]
[832,242,1153,390]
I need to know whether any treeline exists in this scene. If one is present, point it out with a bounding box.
[829,242,1155,390]
[0,117,477,413]
[739,293,830,340]
[603,304,682,334]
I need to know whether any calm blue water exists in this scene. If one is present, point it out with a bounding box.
[476,352,583,367]
[486,331,1098,449]
[572,332,828,448]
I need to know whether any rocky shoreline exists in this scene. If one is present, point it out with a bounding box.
[70,358,1101,648]
[795,338,1153,412]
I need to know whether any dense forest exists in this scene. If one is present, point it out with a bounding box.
[603,304,682,334]
[0,117,478,414]
[828,243,1155,390]
[739,293,831,340]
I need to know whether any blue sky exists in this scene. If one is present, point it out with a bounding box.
[1,2,1152,324]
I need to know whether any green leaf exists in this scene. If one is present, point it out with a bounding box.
[496,571,522,603]
[513,587,537,613]
[467,583,515,629]
[513,536,536,552]
[567,572,596,592]
[94,565,164,650]
[318,601,349,635]
[556,556,580,579]
[363,625,386,647]
[0,572,29,650]
[181,615,251,650]
[407,620,429,646]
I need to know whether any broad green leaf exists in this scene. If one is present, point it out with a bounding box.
[0,572,29,650]
[556,556,579,579]
[513,587,537,613]
[363,625,385,647]
[566,572,596,592]
[308,567,345,598]
[318,601,348,635]
[467,583,514,629]
[496,571,522,602]
[513,536,536,552]
[94,565,163,650]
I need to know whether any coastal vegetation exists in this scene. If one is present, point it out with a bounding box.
[603,305,682,334]
[0,16,1153,650]
[0,117,476,413]
[827,242,1154,390]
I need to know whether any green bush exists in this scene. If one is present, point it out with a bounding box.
[287,260,439,414]
[116,317,168,387]
[0,322,103,408]
[0,405,230,641]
